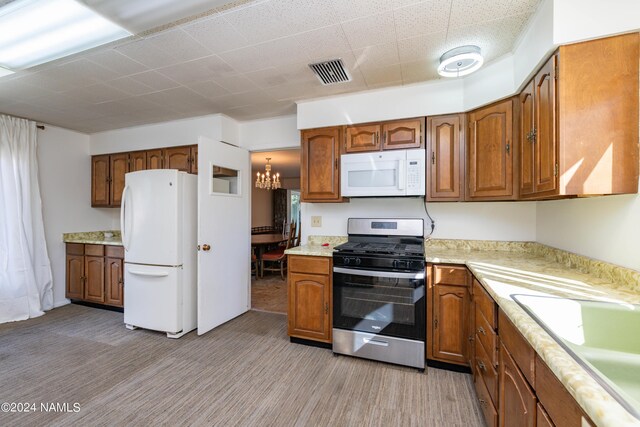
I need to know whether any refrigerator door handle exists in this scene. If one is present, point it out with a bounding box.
[128,269,170,278]
[121,185,132,251]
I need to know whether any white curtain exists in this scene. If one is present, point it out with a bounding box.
[0,115,53,323]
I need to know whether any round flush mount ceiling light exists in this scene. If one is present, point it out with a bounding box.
[437,45,484,78]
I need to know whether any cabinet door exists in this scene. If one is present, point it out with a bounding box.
[110,153,129,207]
[288,272,331,342]
[427,114,463,200]
[520,80,535,196]
[382,118,422,150]
[66,255,84,299]
[146,149,164,169]
[84,256,105,303]
[190,145,198,174]
[130,151,147,172]
[536,404,554,427]
[345,124,381,152]
[104,257,124,307]
[432,284,469,365]
[534,54,558,194]
[301,127,342,202]
[91,155,110,207]
[468,99,514,199]
[164,146,191,172]
[499,343,536,427]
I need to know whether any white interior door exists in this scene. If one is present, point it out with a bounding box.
[197,136,250,335]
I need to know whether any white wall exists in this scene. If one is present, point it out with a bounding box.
[240,115,299,151]
[536,195,640,271]
[301,198,537,243]
[38,126,116,308]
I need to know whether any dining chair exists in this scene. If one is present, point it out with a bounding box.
[261,222,296,279]
[251,247,260,280]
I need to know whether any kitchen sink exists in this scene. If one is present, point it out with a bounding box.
[512,294,640,420]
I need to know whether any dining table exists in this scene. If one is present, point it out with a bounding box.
[251,233,287,260]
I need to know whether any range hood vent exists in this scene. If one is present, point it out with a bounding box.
[309,58,351,85]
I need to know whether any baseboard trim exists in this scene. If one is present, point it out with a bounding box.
[290,337,332,349]
[70,300,124,313]
[426,359,472,374]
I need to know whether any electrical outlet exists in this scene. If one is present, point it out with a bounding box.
[311,216,322,227]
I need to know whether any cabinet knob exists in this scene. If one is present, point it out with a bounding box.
[478,326,486,336]
[478,360,486,371]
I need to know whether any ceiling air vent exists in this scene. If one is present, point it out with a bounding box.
[309,59,351,85]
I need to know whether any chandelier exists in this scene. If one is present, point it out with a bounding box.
[255,157,281,190]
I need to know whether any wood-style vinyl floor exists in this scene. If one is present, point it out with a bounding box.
[0,304,483,426]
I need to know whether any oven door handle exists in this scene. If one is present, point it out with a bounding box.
[333,267,425,280]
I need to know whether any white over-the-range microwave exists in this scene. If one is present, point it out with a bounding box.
[340,148,425,197]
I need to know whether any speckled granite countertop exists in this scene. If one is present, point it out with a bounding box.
[426,239,640,427]
[62,231,122,246]
[284,235,347,257]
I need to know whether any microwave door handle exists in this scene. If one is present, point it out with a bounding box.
[398,159,406,190]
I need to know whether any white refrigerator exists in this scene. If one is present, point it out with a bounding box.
[121,169,197,338]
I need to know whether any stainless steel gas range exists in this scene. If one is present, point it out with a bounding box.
[332,218,426,369]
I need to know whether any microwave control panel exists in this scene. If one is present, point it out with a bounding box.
[406,149,425,195]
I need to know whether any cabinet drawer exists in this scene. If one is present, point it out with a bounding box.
[475,369,498,427]
[105,245,124,258]
[499,309,535,386]
[66,243,84,255]
[473,279,497,328]
[433,264,468,286]
[289,255,331,275]
[536,356,594,427]
[475,333,498,406]
[85,244,104,256]
[475,307,498,367]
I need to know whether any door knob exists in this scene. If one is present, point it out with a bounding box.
[202,244,211,251]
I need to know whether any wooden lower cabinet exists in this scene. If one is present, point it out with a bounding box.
[536,404,554,427]
[65,243,124,308]
[287,255,332,343]
[499,342,537,427]
[427,264,470,365]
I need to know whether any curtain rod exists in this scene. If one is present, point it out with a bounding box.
[1,112,46,129]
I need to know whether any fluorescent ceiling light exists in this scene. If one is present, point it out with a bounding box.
[0,0,131,70]
[437,45,484,78]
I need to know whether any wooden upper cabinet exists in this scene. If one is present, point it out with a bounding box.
[130,151,146,172]
[190,145,198,174]
[345,124,381,153]
[164,146,191,172]
[301,127,343,202]
[520,80,535,196]
[427,114,464,201]
[467,98,516,200]
[534,56,557,195]
[91,155,110,207]
[382,118,423,150]
[146,149,164,170]
[110,153,129,207]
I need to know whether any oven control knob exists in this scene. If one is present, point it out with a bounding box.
[344,257,351,265]
[355,258,361,266]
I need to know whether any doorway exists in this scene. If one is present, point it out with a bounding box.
[250,148,301,314]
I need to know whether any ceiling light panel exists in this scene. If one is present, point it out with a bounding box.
[0,0,131,70]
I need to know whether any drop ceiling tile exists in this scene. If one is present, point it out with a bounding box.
[0,79,52,101]
[182,14,251,54]
[146,28,212,63]
[449,0,513,28]
[55,59,121,83]
[361,64,403,86]
[92,98,159,116]
[129,71,181,91]
[22,92,83,111]
[294,25,353,60]
[139,87,217,113]
[506,0,540,15]
[393,0,451,40]
[64,84,130,104]
[244,63,317,88]
[87,49,148,76]
[445,14,529,62]
[366,79,404,90]
[157,56,236,84]
[265,81,324,101]
[352,42,401,71]
[105,76,156,96]
[223,1,289,44]
[341,12,398,50]
[211,74,259,94]
[253,36,313,68]
[397,32,447,63]
[401,59,441,83]
[218,46,274,74]
[269,0,341,35]
[332,0,399,22]
[115,39,180,69]
[226,100,296,120]
[185,80,231,99]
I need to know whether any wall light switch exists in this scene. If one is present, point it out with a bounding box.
[311,216,322,227]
